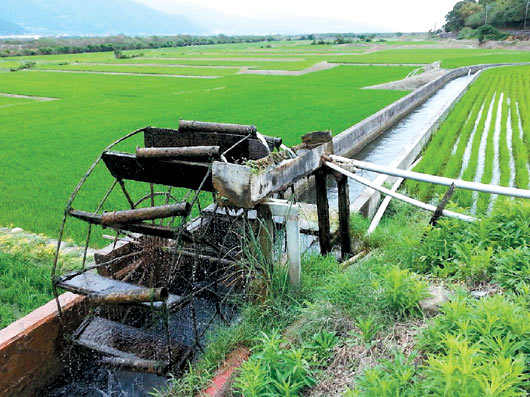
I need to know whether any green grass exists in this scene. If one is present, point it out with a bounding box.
[8,43,530,72]
[0,230,83,329]
[0,61,24,71]
[0,250,52,328]
[159,197,530,396]
[327,48,530,66]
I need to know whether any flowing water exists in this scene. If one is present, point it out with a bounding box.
[300,74,478,206]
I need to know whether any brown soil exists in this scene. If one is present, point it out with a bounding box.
[238,61,337,76]
[363,62,447,91]
[0,92,57,101]
[307,319,427,396]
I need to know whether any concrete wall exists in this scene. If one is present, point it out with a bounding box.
[0,293,87,396]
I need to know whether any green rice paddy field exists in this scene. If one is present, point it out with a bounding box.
[408,65,530,214]
[1,40,530,242]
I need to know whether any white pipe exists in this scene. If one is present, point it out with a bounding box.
[330,155,530,200]
[367,177,403,235]
[366,157,422,236]
[324,161,477,223]
[367,156,422,235]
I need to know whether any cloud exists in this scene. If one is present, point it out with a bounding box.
[135,0,458,33]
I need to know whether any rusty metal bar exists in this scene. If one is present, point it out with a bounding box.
[114,259,144,281]
[88,287,169,305]
[102,203,191,225]
[179,120,257,136]
[136,146,220,161]
[118,179,136,209]
[175,250,234,266]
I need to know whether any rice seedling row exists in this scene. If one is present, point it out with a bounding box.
[409,66,530,213]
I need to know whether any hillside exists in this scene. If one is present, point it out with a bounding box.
[0,17,26,35]
[0,0,204,35]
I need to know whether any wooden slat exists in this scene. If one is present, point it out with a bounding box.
[72,316,180,365]
[102,151,213,191]
[315,169,332,255]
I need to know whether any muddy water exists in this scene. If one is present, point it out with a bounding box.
[300,74,478,206]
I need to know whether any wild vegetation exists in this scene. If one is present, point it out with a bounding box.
[0,229,83,328]
[157,197,530,396]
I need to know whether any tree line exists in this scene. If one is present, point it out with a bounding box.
[0,34,281,57]
[445,0,530,32]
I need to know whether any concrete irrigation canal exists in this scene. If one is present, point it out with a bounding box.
[1,63,526,396]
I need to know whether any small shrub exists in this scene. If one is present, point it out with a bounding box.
[355,351,419,396]
[494,247,530,291]
[378,266,429,317]
[348,315,383,346]
[474,25,509,43]
[233,330,319,396]
[458,27,476,40]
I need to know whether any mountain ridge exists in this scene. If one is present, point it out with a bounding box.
[0,17,27,35]
[0,0,205,36]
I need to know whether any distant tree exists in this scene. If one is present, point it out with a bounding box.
[446,0,530,31]
[445,0,482,31]
[334,34,345,44]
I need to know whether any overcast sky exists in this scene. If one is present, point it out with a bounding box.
[136,0,459,33]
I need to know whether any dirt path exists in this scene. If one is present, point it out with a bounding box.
[0,226,95,258]
[363,63,447,91]
[139,56,303,62]
[26,69,220,79]
[77,62,245,69]
[238,61,337,76]
[0,92,57,101]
